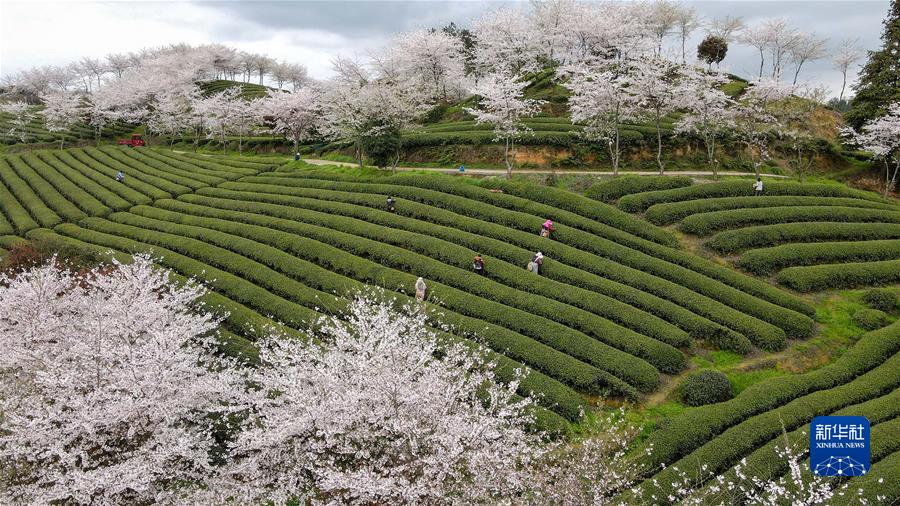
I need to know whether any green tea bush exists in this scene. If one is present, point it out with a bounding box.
[142,149,259,176]
[630,342,900,502]
[34,151,133,210]
[680,206,900,236]
[777,260,900,292]
[4,155,86,222]
[104,209,666,392]
[151,198,692,351]
[697,386,900,501]
[863,288,898,312]
[285,171,815,317]
[618,180,886,213]
[853,309,889,330]
[707,222,900,254]
[217,180,794,348]
[737,240,900,275]
[680,370,733,406]
[63,218,636,402]
[99,146,212,189]
[0,158,61,229]
[185,189,753,353]
[17,154,112,216]
[0,166,39,233]
[646,196,898,225]
[80,148,189,196]
[258,173,814,329]
[637,321,900,471]
[67,149,170,200]
[586,175,693,203]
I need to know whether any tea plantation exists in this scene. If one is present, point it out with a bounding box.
[0,147,898,502]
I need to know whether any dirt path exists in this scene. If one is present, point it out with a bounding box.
[299,158,792,178]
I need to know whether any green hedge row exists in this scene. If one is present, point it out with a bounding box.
[158,196,691,349]
[630,323,900,503]
[777,259,900,292]
[120,149,241,186]
[586,176,694,203]
[618,180,887,213]
[706,222,900,254]
[637,321,900,472]
[174,150,281,170]
[0,160,41,232]
[40,150,151,206]
[67,149,170,201]
[132,149,247,180]
[33,151,133,211]
[69,216,631,403]
[146,198,688,366]
[680,206,900,236]
[17,154,112,216]
[0,219,13,237]
[737,240,900,275]
[40,226,584,425]
[97,147,211,190]
[184,189,751,354]
[141,149,259,177]
[107,208,663,392]
[118,148,230,185]
[278,170,814,317]
[0,235,26,250]
[646,195,898,225]
[231,176,805,346]
[78,148,189,197]
[4,155,86,223]
[475,178,677,247]
[697,386,900,503]
[469,176,813,317]
[830,448,900,505]
[214,182,780,349]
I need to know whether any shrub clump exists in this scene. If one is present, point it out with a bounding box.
[853,308,890,331]
[680,370,734,406]
[585,175,693,203]
[863,288,898,312]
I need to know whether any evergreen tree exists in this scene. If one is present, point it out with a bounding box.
[846,0,900,129]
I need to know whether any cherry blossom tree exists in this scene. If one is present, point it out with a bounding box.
[147,87,195,146]
[0,255,238,505]
[675,68,738,177]
[105,52,133,79]
[647,0,681,55]
[213,293,543,505]
[844,102,900,197]
[196,86,243,149]
[232,97,264,154]
[0,101,38,144]
[630,56,682,174]
[764,19,803,80]
[675,6,702,63]
[833,38,863,102]
[40,89,83,148]
[562,60,638,175]
[733,78,795,177]
[263,88,323,153]
[740,23,772,80]
[392,28,465,103]
[789,32,829,85]
[708,16,745,43]
[466,67,543,178]
[472,6,539,75]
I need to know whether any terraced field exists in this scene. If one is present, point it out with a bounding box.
[614,180,900,291]
[0,106,133,146]
[1,150,897,501]
[0,148,820,418]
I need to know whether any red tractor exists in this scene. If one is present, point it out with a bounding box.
[117,134,145,147]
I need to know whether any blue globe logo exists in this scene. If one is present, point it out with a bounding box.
[813,456,867,476]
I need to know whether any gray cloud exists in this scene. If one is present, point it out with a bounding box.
[1,0,892,97]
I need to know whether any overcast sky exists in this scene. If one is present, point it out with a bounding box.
[0,0,891,97]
